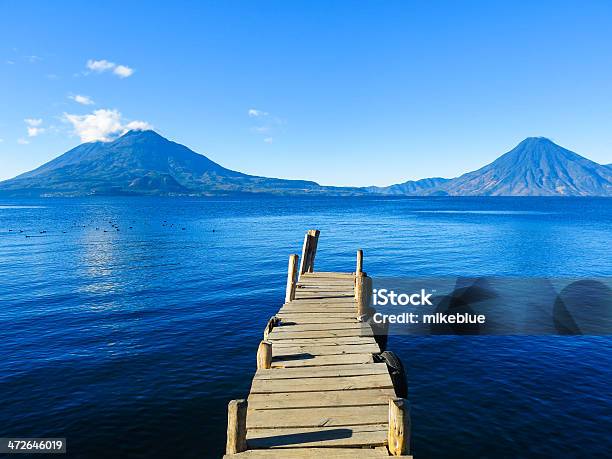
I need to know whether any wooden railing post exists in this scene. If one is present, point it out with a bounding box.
[263,316,280,340]
[285,254,299,303]
[388,398,410,456]
[299,229,320,275]
[307,229,320,272]
[257,340,272,370]
[226,399,247,454]
[356,249,363,275]
[356,272,371,319]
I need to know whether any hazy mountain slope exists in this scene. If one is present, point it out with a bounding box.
[365,177,450,195]
[437,137,612,196]
[0,130,331,196]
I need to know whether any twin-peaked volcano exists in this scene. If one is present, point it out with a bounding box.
[0,131,610,196]
[0,130,325,196]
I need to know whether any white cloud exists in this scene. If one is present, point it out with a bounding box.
[24,118,45,137]
[27,127,44,137]
[25,118,42,126]
[249,108,284,143]
[70,94,94,105]
[248,108,268,117]
[113,65,134,78]
[63,108,151,142]
[17,138,30,145]
[86,59,115,72]
[86,59,134,78]
[125,120,152,131]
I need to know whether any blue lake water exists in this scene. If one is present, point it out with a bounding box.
[0,196,610,458]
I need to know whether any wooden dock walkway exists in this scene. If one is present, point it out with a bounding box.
[224,230,411,458]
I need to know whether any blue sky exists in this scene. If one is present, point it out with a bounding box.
[1,0,612,185]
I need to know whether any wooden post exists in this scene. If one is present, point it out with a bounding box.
[356,249,363,275]
[307,229,320,273]
[257,340,272,369]
[355,272,364,317]
[388,398,410,456]
[263,316,280,340]
[285,254,299,303]
[226,399,247,454]
[299,232,310,275]
[299,229,320,275]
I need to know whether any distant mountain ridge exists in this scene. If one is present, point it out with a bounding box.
[365,177,450,195]
[0,131,610,196]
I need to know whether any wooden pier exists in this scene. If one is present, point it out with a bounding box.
[224,230,412,458]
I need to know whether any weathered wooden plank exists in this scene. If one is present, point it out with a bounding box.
[223,447,390,458]
[276,315,357,323]
[294,294,356,299]
[301,272,356,278]
[268,329,373,340]
[277,311,357,317]
[293,294,355,300]
[283,299,356,306]
[254,363,389,380]
[247,388,396,410]
[279,307,357,315]
[250,374,392,394]
[265,336,378,346]
[247,405,388,429]
[271,322,366,332]
[271,353,374,368]
[272,344,380,357]
[296,282,355,287]
[247,424,388,449]
[295,287,355,292]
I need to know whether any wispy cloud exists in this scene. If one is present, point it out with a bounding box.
[86,59,114,72]
[63,108,151,142]
[248,108,268,117]
[248,108,283,143]
[69,94,94,105]
[86,59,134,78]
[17,138,30,145]
[24,118,45,137]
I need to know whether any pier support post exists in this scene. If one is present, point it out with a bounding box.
[257,340,272,370]
[388,398,410,456]
[226,399,247,454]
[285,254,299,303]
[263,316,280,340]
[299,229,320,275]
[355,271,364,314]
[356,249,363,275]
[356,272,372,319]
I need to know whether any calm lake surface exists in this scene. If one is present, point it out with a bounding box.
[0,196,610,458]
